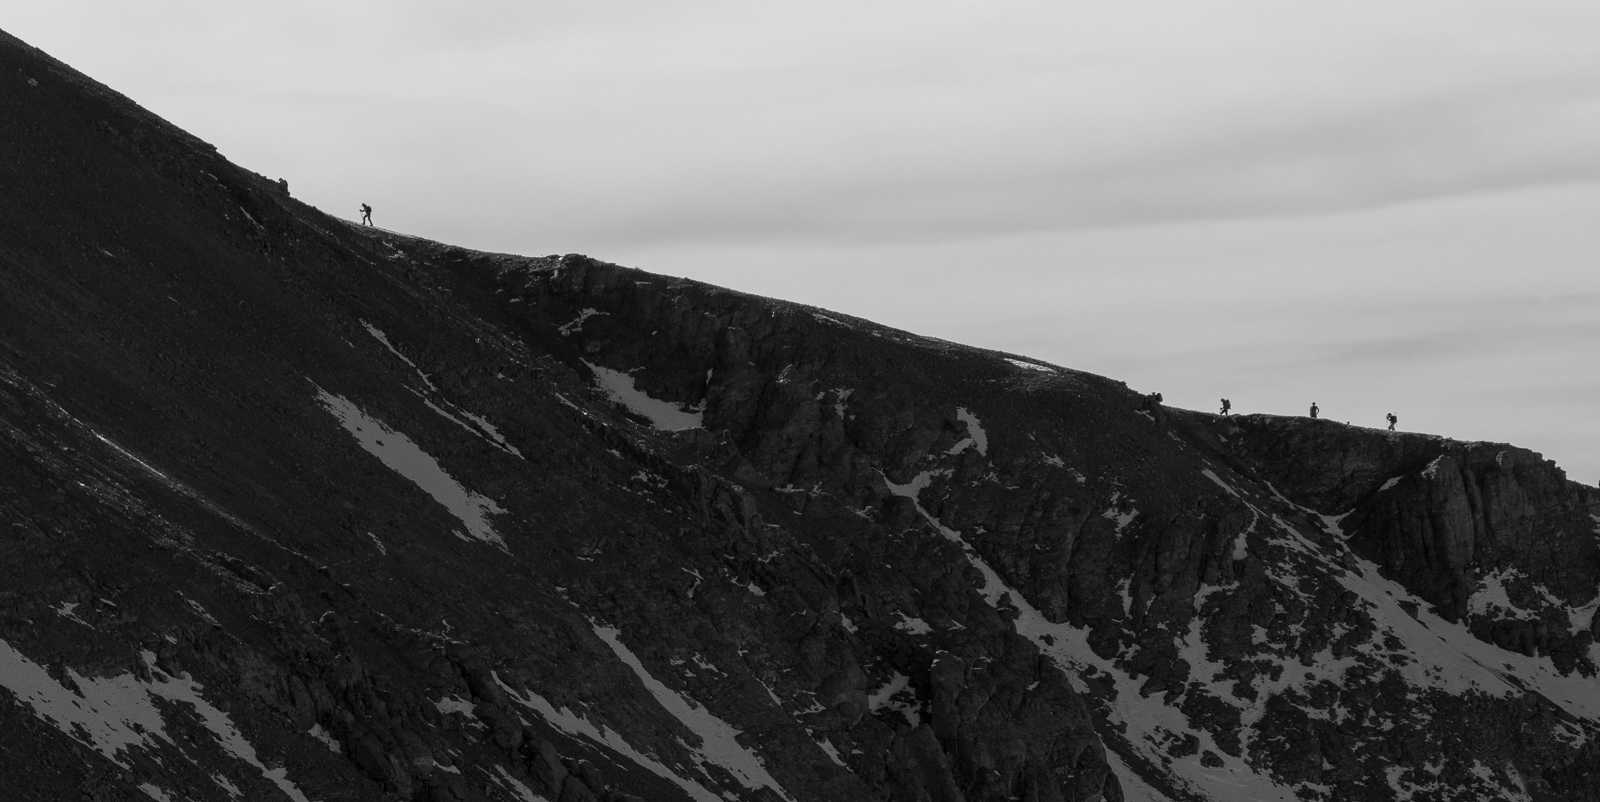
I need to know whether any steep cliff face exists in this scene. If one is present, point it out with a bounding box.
[5,25,1600,802]
[1226,415,1600,649]
[508,258,1600,801]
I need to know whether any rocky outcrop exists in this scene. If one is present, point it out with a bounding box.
[7,22,1600,802]
[1222,414,1600,626]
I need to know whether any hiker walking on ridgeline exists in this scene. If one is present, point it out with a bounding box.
[1309,402,1319,419]
[1387,413,1397,431]
[359,203,373,226]
[1220,398,1231,416]
[1139,391,1165,420]
[1140,391,1167,426]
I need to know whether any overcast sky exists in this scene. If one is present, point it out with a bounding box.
[11,2,1600,482]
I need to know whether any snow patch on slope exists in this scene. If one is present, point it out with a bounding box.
[1102,748,1173,802]
[214,774,243,798]
[887,449,1600,799]
[1229,511,1259,561]
[1103,505,1140,535]
[1339,554,1600,716]
[1200,469,1240,498]
[586,362,703,431]
[432,695,476,717]
[880,470,1302,801]
[138,784,174,802]
[54,600,95,629]
[0,638,168,766]
[0,639,314,801]
[1469,568,1537,620]
[867,671,922,727]
[814,734,847,766]
[139,651,315,802]
[457,409,522,456]
[558,308,604,336]
[948,407,988,456]
[309,724,341,753]
[491,765,550,802]
[893,614,932,635]
[1295,514,1600,720]
[317,389,505,547]
[884,469,949,501]
[363,322,522,457]
[363,321,437,392]
[493,674,723,802]
[593,626,795,802]
[1005,358,1055,373]
[831,388,853,419]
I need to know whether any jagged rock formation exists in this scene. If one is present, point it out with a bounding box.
[4,25,1600,802]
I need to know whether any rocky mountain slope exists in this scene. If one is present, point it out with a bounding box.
[4,26,1600,802]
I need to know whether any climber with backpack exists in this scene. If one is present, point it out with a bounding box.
[359,203,373,226]
[1387,412,1397,431]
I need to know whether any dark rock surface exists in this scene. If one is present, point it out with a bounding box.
[5,24,1600,802]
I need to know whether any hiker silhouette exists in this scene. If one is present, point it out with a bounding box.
[1220,398,1231,416]
[1387,413,1397,431]
[1309,402,1319,419]
[1140,391,1168,426]
[360,203,372,226]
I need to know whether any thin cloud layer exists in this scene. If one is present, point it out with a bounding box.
[15,2,1600,250]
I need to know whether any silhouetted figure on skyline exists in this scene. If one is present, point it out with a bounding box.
[1140,391,1166,425]
[360,203,372,226]
[1152,393,1168,427]
[1309,402,1319,419]
[1220,398,1231,416]
[1387,412,1397,431]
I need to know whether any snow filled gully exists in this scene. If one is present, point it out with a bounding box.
[493,674,725,802]
[884,468,1305,802]
[0,639,314,801]
[361,322,523,458]
[1152,466,1600,801]
[593,626,797,802]
[584,362,704,432]
[316,388,506,548]
[487,622,800,802]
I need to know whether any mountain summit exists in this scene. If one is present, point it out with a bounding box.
[4,27,1600,802]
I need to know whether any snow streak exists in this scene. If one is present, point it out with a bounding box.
[317,389,505,547]
[585,362,703,431]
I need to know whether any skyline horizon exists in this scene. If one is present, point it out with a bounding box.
[7,3,1597,482]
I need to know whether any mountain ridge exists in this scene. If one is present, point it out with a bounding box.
[5,25,1600,802]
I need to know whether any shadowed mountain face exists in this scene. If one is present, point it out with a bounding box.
[5,27,1600,802]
